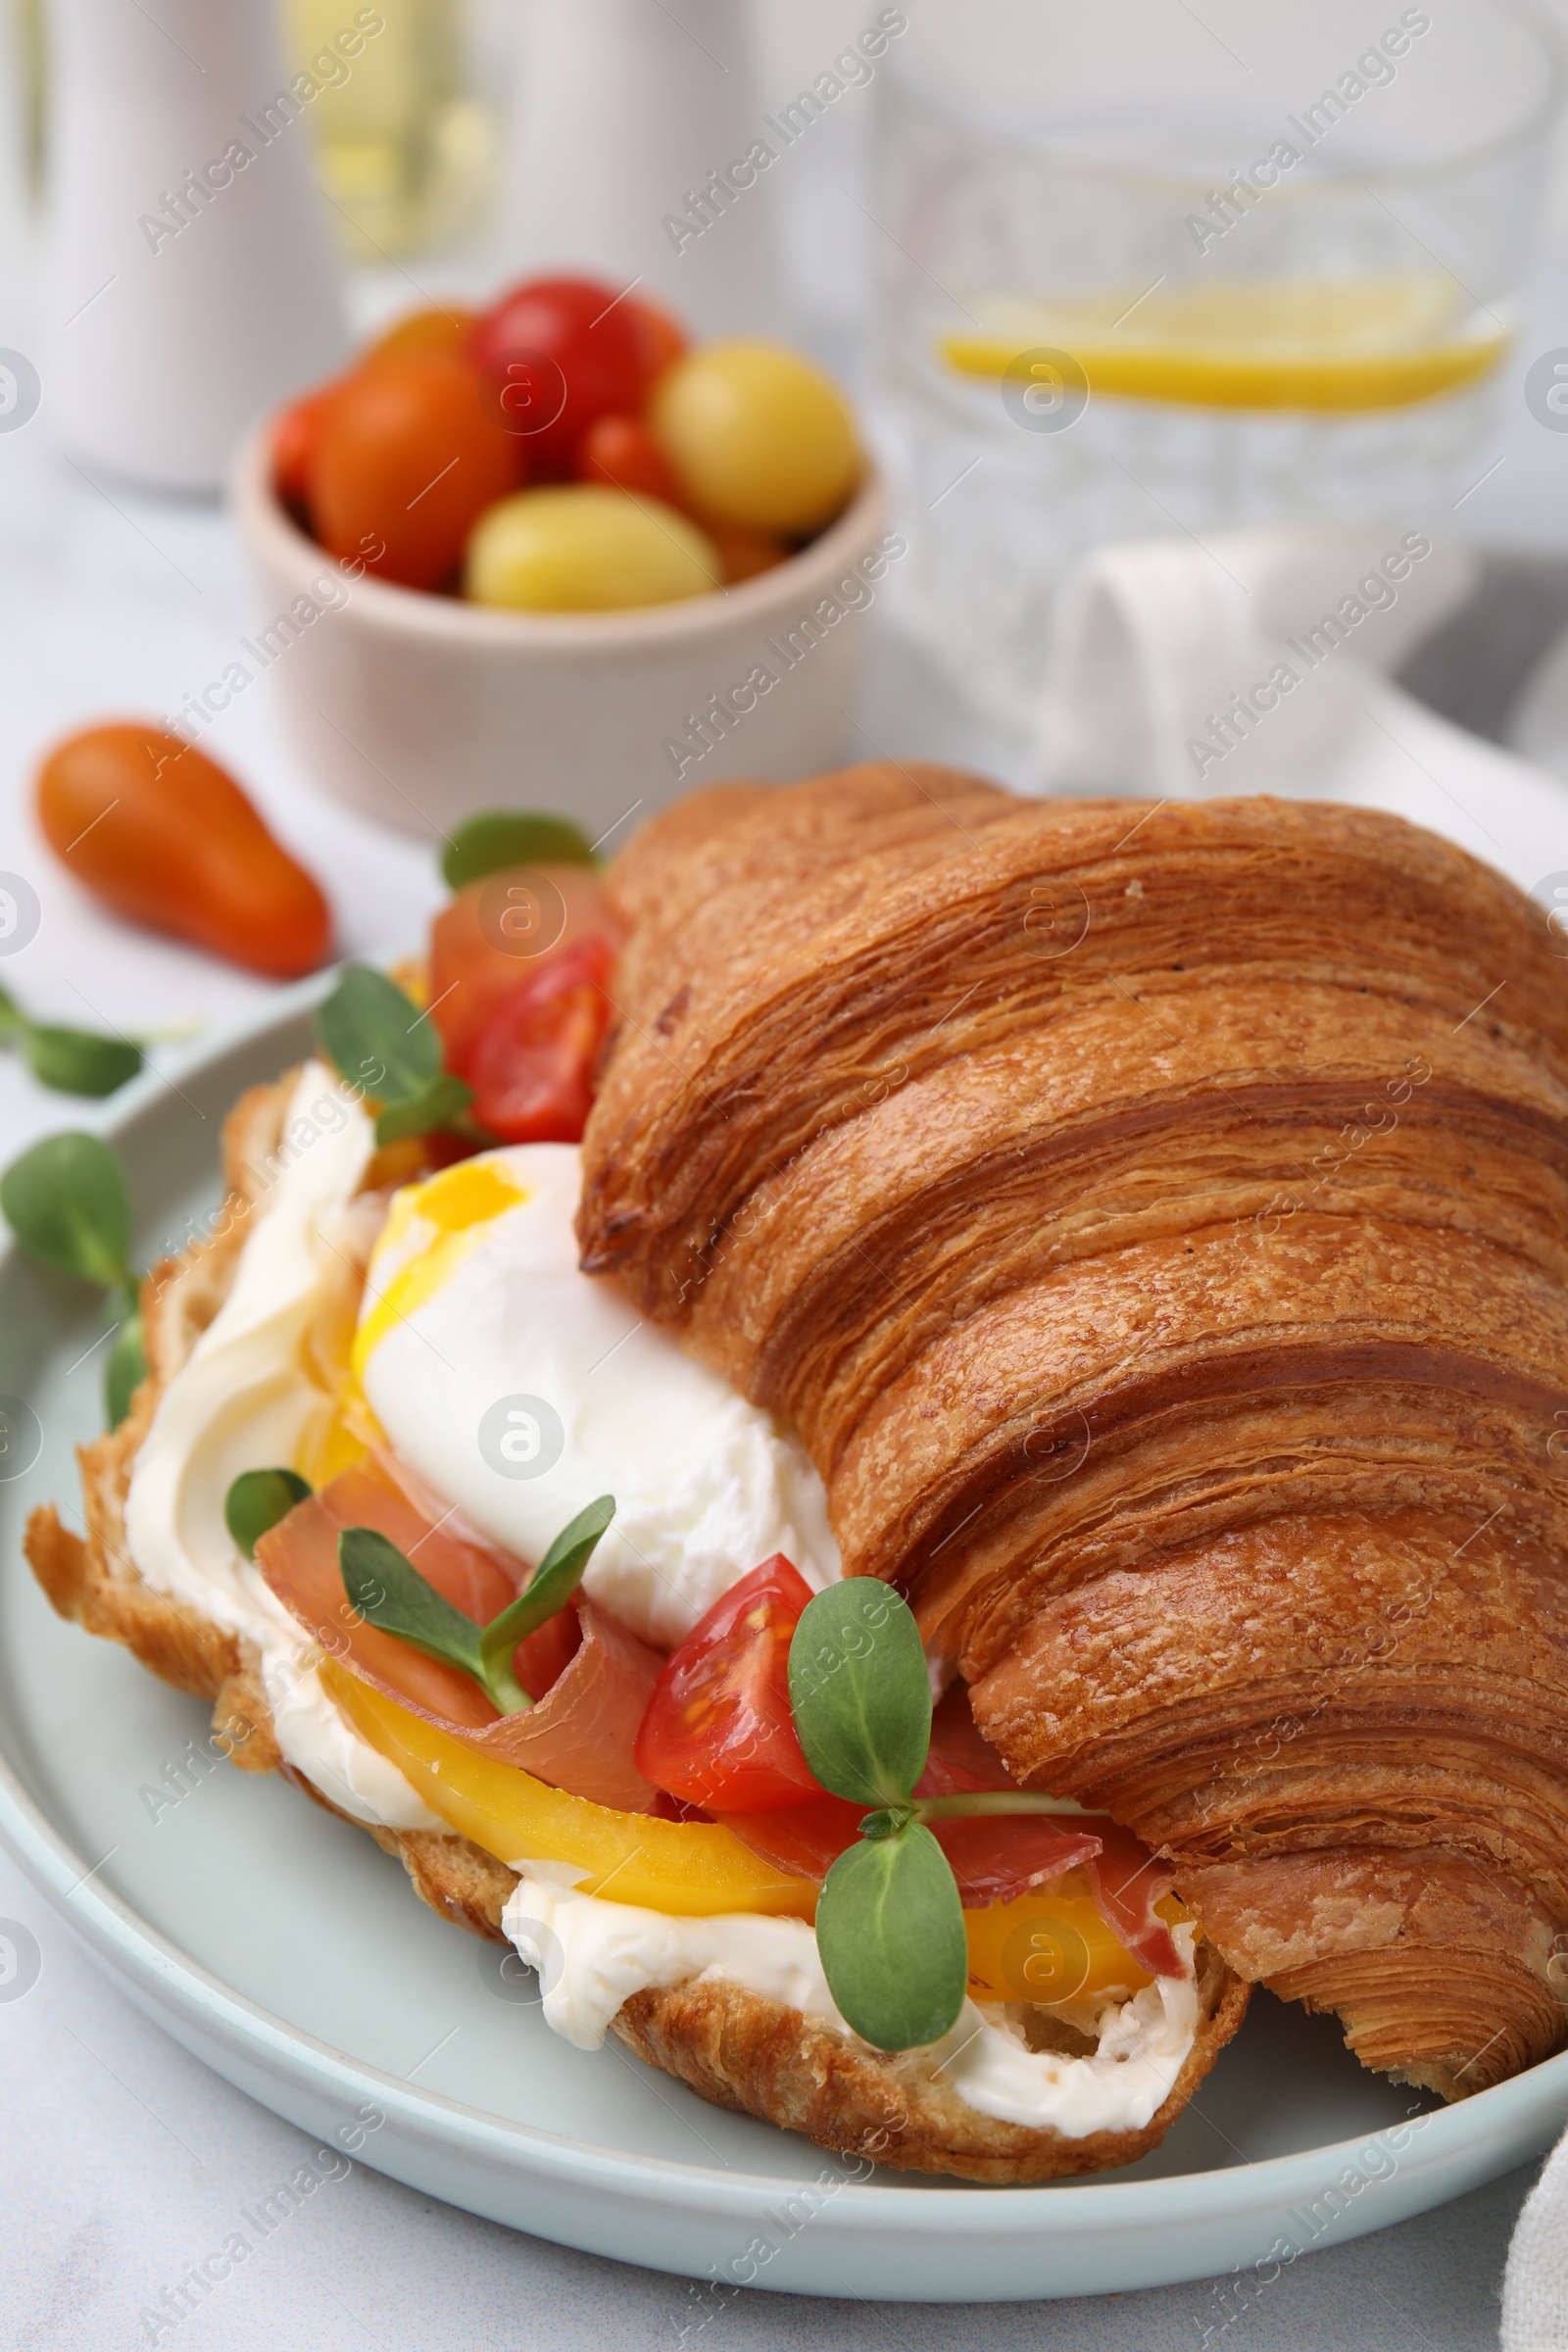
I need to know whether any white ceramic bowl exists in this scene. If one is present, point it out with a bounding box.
[228,425,892,842]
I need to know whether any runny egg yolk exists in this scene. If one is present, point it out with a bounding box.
[352,1158,531,1376]
[299,1157,531,1489]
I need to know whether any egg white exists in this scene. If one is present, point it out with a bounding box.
[356,1144,840,1646]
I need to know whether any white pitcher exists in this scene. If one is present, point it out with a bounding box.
[46,0,350,490]
[500,0,787,341]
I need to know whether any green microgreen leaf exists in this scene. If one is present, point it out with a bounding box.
[372,1070,474,1147]
[105,1303,147,1428]
[336,1497,615,1715]
[0,982,145,1098]
[479,1494,614,1711]
[814,1821,968,2052]
[338,1525,488,1685]
[1,1132,134,1291]
[441,810,599,891]
[224,1467,313,1560]
[24,1024,144,1098]
[315,964,441,1107]
[788,1579,932,1809]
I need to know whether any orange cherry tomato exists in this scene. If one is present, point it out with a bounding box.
[574,413,687,508]
[308,351,521,590]
[427,861,623,1070]
[35,725,331,978]
[363,304,478,364]
[271,380,340,509]
[625,294,689,389]
[635,1556,823,1812]
[706,519,790,583]
[464,934,616,1143]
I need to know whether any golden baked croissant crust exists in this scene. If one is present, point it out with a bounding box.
[578,763,1568,2100]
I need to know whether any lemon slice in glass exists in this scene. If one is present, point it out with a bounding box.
[941,274,1510,413]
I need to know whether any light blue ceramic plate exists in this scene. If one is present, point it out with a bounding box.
[1,987,1563,2302]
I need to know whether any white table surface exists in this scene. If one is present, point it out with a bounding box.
[7,197,1568,2352]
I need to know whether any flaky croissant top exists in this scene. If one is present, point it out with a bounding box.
[577,766,1568,2100]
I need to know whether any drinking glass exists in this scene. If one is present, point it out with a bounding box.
[285,0,500,258]
[872,0,1562,723]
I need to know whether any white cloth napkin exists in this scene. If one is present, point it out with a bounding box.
[1035,526,1568,2337]
[1502,2131,1568,2352]
[1032,526,1568,900]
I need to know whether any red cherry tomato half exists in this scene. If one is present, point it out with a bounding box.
[308,351,520,591]
[575,413,687,508]
[469,275,651,475]
[427,861,622,1070]
[464,933,616,1144]
[635,1555,824,1812]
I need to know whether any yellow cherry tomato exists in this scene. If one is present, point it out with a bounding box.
[649,341,861,535]
[963,1886,1189,2005]
[465,486,721,612]
[321,1659,818,1918]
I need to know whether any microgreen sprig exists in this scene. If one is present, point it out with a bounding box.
[788,1580,1091,2053]
[314,963,477,1148]
[0,981,143,1098]
[337,1494,615,1714]
[441,810,599,892]
[1,1131,147,1425]
[225,1466,313,1558]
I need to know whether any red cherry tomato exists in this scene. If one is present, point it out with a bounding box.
[427,860,622,1069]
[625,294,689,387]
[271,382,340,510]
[574,413,687,507]
[716,1685,1035,1888]
[635,1556,824,1812]
[308,351,521,590]
[464,934,616,1144]
[469,275,650,475]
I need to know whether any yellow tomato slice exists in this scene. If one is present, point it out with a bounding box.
[964,1882,1189,2004]
[322,1659,818,1920]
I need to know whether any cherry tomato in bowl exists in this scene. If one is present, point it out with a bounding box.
[466,487,721,612]
[635,1555,825,1812]
[363,303,477,363]
[271,381,340,510]
[625,294,688,388]
[574,414,686,508]
[649,341,861,535]
[308,350,520,590]
[468,275,653,476]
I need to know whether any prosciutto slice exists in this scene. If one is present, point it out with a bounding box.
[256,1456,663,1813]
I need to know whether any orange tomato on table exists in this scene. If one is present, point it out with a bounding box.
[35,726,331,978]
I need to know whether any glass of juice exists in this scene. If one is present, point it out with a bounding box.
[285,0,501,258]
[872,0,1562,726]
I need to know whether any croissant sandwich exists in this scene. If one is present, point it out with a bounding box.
[578,764,1568,2104]
[25,760,1558,2196]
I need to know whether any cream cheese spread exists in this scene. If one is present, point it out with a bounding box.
[503,1877,1200,2139]
[123,1063,440,1830]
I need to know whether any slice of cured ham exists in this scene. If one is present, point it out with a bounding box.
[256,1456,663,1813]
